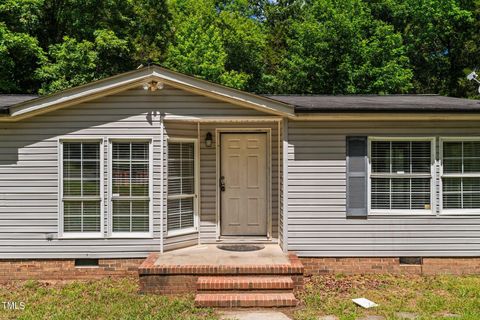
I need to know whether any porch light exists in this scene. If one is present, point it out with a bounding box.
[205,132,213,147]
[142,80,164,92]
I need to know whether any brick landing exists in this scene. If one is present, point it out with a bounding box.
[138,252,304,307]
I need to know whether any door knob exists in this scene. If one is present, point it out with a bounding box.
[220,176,226,192]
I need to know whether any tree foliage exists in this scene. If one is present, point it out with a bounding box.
[36,30,131,94]
[0,0,478,96]
[0,23,44,93]
[263,0,413,94]
[163,0,249,89]
[369,0,477,96]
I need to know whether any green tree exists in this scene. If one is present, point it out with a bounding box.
[163,0,250,89]
[264,0,413,94]
[5,0,174,95]
[0,0,479,97]
[36,30,131,94]
[369,0,476,96]
[130,0,173,63]
[215,0,268,91]
[0,23,45,93]
[457,0,480,98]
[0,0,43,34]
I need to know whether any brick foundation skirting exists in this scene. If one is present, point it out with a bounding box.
[0,258,144,282]
[300,257,480,276]
[4,256,479,286]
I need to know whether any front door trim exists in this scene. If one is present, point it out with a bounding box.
[215,128,272,240]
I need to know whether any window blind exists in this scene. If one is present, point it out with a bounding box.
[62,142,101,233]
[370,140,432,211]
[167,142,195,231]
[442,141,480,210]
[111,142,150,233]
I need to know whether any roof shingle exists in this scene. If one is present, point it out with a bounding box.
[0,94,38,109]
[266,94,480,113]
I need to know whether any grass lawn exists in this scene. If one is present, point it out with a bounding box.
[0,275,479,319]
[295,274,480,320]
[0,278,216,320]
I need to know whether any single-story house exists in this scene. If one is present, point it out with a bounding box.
[1,65,480,283]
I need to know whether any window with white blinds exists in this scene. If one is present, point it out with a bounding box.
[167,141,196,232]
[62,142,102,234]
[442,140,480,211]
[370,139,433,212]
[111,141,151,234]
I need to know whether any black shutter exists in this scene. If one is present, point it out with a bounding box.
[346,136,368,217]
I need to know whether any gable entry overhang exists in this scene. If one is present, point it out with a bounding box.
[0,65,295,122]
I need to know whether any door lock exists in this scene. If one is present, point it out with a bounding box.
[220,176,226,192]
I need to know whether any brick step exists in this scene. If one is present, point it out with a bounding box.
[197,276,294,291]
[194,292,298,308]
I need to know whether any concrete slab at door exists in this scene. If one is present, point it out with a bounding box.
[220,133,267,236]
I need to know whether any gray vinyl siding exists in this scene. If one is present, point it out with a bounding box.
[287,120,480,257]
[11,82,480,260]
[0,85,274,259]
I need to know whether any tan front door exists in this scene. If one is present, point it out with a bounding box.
[220,133,268,236]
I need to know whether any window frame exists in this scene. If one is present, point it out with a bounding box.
[108,138,154,238]
[440,137,480,215]
[367,137,436,215]
[58,138,105,239]
[166,137,199,237]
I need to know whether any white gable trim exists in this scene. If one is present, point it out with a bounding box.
[2,66,294,122]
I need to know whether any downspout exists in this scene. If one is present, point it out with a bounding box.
[160,115,165,254]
